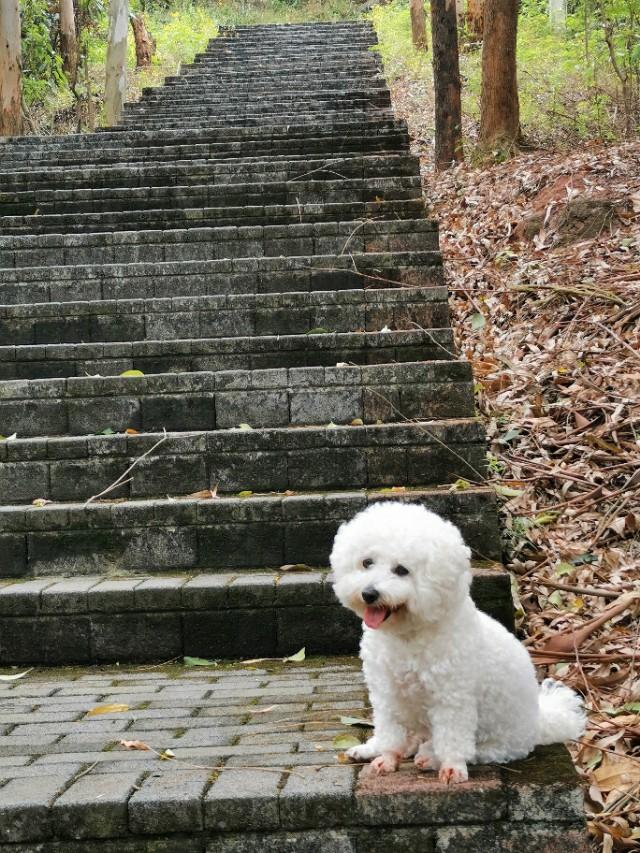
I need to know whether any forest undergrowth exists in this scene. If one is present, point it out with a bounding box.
[377,17,640,849]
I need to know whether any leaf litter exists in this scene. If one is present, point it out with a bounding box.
[428,143,639,851]
[386,71,639,851]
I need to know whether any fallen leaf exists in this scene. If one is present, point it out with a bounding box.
[238,490,254,498]
[351,418,364,426]
[283,647,306,663]
[339,715,374,728]
[592,754,640,793]
[248,705,277,715]
[120,369,145,377]
[279,564,313,572]
[471,312,486,331]
[183,656,217,667]
[333,734,360,750]
[306,327,329,335]
[119,739,150,751]
[125,428,140,435]
[238,423,253,431]
[160,749,175,760]
[0,433,17,441]
[451,478,471,491]
[0,668,32,682]
[181,489,218,500]
[494,484,524,499]
[32,498,52,507]
[573,412,591,429]
[87,703,129,716]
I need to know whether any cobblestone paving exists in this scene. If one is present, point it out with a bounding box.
[0,661,589,851]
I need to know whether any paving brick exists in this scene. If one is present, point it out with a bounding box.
[128,767,210,834]
[51,771,142,839]
[0,773,73,842]
[280,765,356,829]
[204,768,283,831]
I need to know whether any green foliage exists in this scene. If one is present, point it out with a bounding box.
[21,0,65,106]
[373,0,637,145]
[371,1,430,79]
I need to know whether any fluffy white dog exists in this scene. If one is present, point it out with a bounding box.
[330,501,585,783]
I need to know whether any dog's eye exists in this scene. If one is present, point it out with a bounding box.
[393,565,409,576]
[362,558,373,569]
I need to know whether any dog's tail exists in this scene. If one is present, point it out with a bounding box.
[536,679,586,745]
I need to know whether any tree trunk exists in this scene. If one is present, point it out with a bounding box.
[59,0,78,85]
[430,0,464,168]
[410,0,428,50]
[0,0,23,137]
[465,0,484,40]
[104,0,129,126]
[130,13,155,67]
[479,0,520,151]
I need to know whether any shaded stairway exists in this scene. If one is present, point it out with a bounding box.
[0,21,587,852]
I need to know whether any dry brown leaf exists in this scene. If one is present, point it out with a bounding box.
[86,703,129,716]
[119,739,150,751]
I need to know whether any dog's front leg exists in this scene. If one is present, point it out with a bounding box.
[347,718,409,775]
[429,701,477,784]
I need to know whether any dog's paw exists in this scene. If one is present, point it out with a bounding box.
[371,752,401,775]
[438,763,468,785]
[346,743,377,762]
[414,753,433,771]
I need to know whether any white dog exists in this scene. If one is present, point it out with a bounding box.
[330,501,585,783]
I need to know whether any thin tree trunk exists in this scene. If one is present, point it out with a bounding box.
[104,0,129,126]
[466,0,484,40]
[59,0,78,85]
[410,0,428,50]
[130,13,155,67]
[0,0,23,137]
[430,0,464,168]
[84,48,95,130]
[479,0,520,151]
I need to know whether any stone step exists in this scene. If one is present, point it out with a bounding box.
[0,417,482,503]
[0,137,409,174]
[122,97,391,118]
[0,562,511,664]
[0,328,455,381]
[2,116,406,149]
[0,126,410,170]
[0,218,437,269]
[0,662,588,851]
[0,134,409,172]
[0,199,424,236]
[118,110,397,131]
[136,83,388,101]
[0,286,448,347]
[0,485,501,579]
[0,175,421,217]
[0,360,474,437]
[0,153,420,193]
[0,250,442,305]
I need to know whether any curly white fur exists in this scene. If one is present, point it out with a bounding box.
[330,501,586,782]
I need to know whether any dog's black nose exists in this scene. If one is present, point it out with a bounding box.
[362,586,379,604]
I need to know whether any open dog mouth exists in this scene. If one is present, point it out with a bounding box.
[363,605,403,629]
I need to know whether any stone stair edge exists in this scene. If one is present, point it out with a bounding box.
[0,248,442,285]
[0,416,486,504]
[0,566,513,660]
[0,117,408,149]
[2,175,420,207]
[0,284,446,319]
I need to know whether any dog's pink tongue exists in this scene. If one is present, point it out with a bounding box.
[364,606,388,629]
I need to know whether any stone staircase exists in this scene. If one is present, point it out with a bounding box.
[0,21,587,851]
